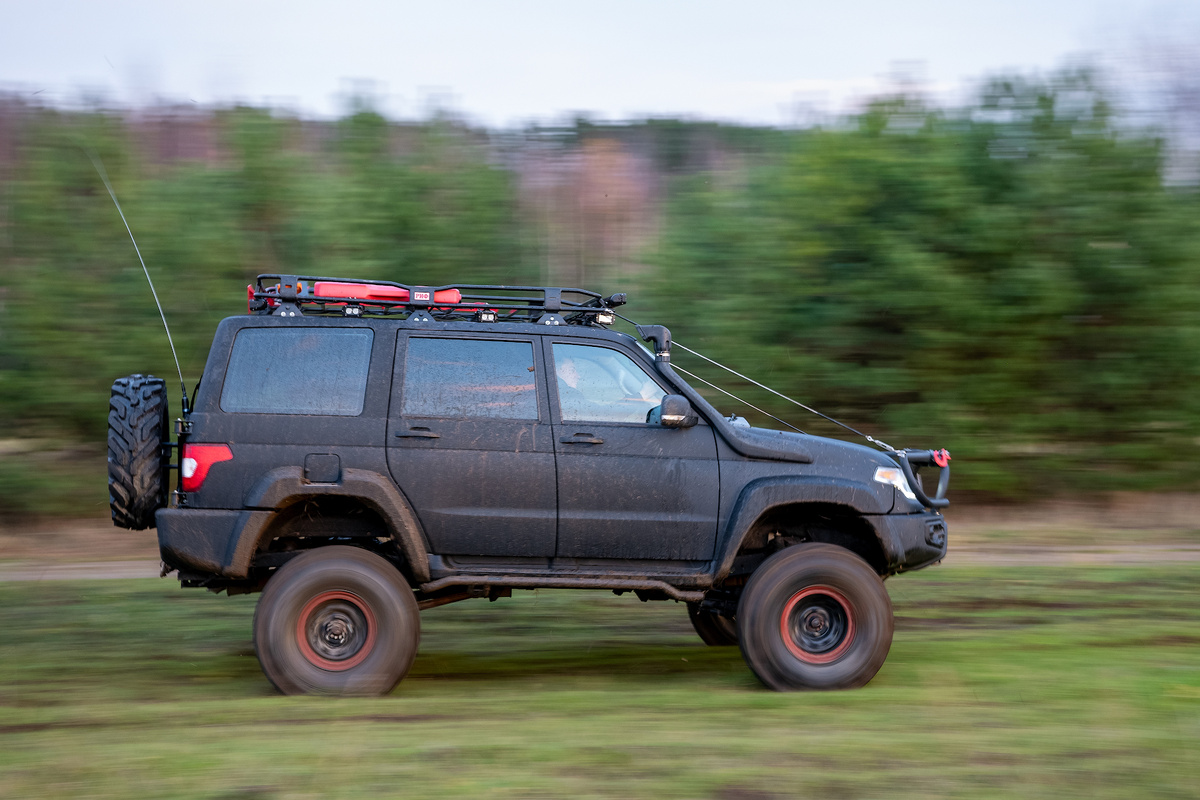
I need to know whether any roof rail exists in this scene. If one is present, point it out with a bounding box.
[248,274,627,326]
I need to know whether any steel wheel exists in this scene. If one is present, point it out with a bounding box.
[737,542,892,690]
[780,586,854,663]
[254,546,419,696]
[296,590,378,671]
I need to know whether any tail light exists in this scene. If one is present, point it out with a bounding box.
[181,444,233,492]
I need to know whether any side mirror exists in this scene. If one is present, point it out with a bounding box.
[648,394,698,428]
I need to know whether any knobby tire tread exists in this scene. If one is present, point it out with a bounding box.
[108,374,168,530]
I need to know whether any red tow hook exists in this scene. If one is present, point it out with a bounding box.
[932,449,951,468]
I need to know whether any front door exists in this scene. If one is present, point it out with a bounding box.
[387,334,557,557]
[549,341,720,561]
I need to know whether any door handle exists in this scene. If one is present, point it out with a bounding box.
[395,428,441,439]
[560,434,604,445]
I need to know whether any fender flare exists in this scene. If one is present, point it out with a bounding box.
[225,467,430,582]
[712,476,892,581]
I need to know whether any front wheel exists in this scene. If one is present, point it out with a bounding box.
[253,546,420,696]
[737,543,892,690]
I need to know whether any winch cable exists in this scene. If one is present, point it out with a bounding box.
[671,364,807,435]
[612,311,895,452]
[671,341,896,452]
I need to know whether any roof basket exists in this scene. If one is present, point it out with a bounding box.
[248,274,627,326]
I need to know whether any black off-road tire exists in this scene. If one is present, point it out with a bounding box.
[737,542,893,691]
[253,546,421,696]
[687,602,739,646]
[108,374,169,530]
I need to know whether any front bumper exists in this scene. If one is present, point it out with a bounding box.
[869,511,948,573]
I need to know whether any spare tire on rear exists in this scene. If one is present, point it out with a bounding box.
[108,374,169,530]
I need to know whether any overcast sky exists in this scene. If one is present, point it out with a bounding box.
[1,0,1196,126]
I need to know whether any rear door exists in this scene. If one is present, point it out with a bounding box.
[549,341,720,561]
[387,333,557,557]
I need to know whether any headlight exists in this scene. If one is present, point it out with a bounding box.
[874,465,917,501]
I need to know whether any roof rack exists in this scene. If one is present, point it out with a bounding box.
[248,274,627,326]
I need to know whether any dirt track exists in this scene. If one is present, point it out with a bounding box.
[0,560,163,581]
[2,545,1199,582]
[2,502,1198,581]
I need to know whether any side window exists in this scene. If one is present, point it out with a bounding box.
[553,343,666,424]
[403,338,539,420]
[221,328,374,415]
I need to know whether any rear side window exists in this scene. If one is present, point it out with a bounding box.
[221,328,374,415]
[402,338,538,420]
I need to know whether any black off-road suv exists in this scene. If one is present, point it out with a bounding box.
[107,275,950,695]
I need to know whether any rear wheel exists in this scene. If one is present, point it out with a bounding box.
[253,546,420,696]
[737,542,892,690]
[687,602,738,646]
[107,374,169,530]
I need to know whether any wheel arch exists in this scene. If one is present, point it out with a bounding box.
[226,467,430,583]
[714,477,893,581]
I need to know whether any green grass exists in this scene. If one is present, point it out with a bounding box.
[1,567,1197,799]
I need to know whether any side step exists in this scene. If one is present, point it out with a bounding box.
[418,574,706,603]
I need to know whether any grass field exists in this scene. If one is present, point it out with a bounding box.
[1,566,1197,799]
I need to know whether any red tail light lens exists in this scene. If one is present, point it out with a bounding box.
[181,444,233,492]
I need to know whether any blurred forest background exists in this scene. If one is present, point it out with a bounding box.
[2,68,1200,518]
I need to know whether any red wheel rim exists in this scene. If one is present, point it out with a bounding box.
[296,590,377,671]
[780,586,855,664]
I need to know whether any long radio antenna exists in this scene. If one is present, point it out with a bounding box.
[87,150,190,414]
